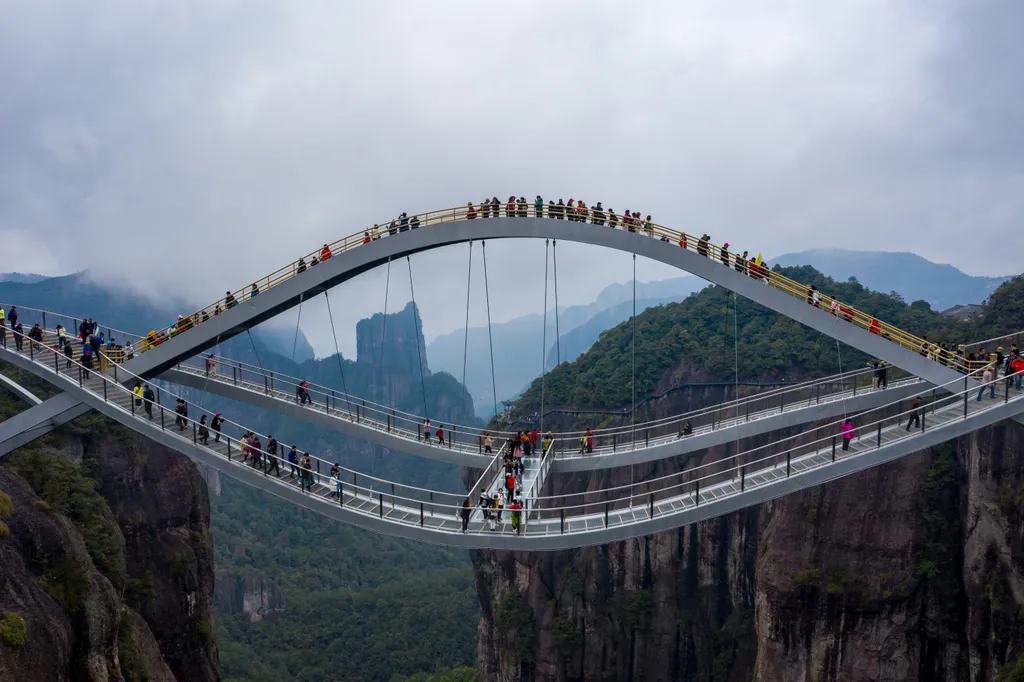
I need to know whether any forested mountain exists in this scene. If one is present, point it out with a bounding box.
[515,264,953,413]
[478,270,1024,681]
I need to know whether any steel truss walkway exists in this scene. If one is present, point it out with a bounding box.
[2,325,1020,550]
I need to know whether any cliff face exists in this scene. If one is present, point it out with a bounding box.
[214,571,285,622]
[476,412,1024,682]
[0,414,219,681]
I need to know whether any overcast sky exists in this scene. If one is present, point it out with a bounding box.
[1,1,1021,358]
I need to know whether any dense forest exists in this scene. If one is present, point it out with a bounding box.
[515,265,971,413]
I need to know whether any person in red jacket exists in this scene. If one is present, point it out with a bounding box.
[320,244,332,261]
[505,472,516,499]
[436,424,445,446]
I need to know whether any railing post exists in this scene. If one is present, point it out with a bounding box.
[711,410,715,430]
[786,452,791,477]
[54,351,59,374]
[233,366,237,385]
[613,434,616,452]
[649,494,654,517]
[780,391,785,414]
[379,494,384,518]
[740,466,745,491]
[29,341,33,361]
[113,365,118,384]
[853,377,857,396]
[604,503,609,527]
[339,481,343,505]
[746,400,750,422]
[160,407,165,430]
[42,312,46,330]
[963,376,968,417]
[832,437,836,461]
[645,429,649,447]
[193,424,197,444]
[264,375,269,394]
[451,425,455,449]
[695,479,700,506]
[816,383,820,404]
[877,422,882,447]
[922,411,926,433]
[227,439,231,460]
[560,509,565,534]
[420,503,424,526]
[102,379,107,401]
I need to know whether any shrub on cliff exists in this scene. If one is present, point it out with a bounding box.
[0,612,27,649]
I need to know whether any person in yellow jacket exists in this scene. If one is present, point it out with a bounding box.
[132,382,144,410]
[0,307,6,323]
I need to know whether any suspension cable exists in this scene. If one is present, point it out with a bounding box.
[246,329,266,374]
[291,294,304,362]
[836,338,848,420]
[630,253,636,505]
[540,239,550,434]
[462,241,474,389]
[378,257,392,407]
[481,241,498,420]
[733,292,740,458]
[553,239,561,366]
[324,290,353,417]
[407,256,430,419]
[631,253,637,451]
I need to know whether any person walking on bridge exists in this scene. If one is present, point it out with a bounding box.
[211,413,223,442]
[133,382,144,411]
[461,499,471,532]
[906,397,922,431]
[198,415,210,445]
[300,453,314,492]
[320,244,332,261]
[174,398,188,431]
[261,435,277,473]
[143,384,154,420]
[841,419,855,451]
[288,445,299,478]
[977,365,996,401]
[535,196,544,218]
[436,424,446,447]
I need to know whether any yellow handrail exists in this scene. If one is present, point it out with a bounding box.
[128,203,970,373]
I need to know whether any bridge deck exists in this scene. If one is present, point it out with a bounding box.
[3,334,1020,550]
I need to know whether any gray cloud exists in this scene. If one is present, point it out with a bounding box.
[1,0,1021,357]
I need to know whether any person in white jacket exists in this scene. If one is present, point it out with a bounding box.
[977,365,996,401]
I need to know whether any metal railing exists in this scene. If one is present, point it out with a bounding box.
[3,324,1020,542]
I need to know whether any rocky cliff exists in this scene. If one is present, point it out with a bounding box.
[477,351,1024,682]
[474,412,1024,682]
[0,405,219,681]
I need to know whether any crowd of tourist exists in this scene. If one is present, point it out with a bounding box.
[467,429,550,534]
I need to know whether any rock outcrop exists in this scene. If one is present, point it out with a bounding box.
[215,571,285,622]
[475,412,1024,682]
[0,413,219,681]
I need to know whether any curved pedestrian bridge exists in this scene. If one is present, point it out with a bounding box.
[2,323,1019,550]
